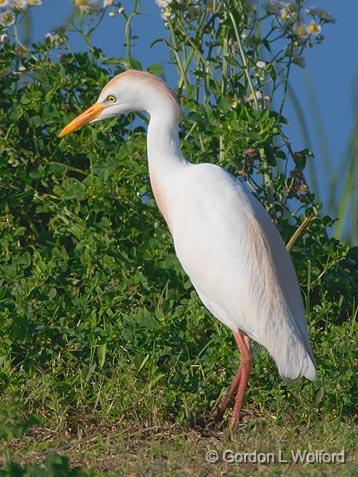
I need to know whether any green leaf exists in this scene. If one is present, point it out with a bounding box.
[97,343,107,370]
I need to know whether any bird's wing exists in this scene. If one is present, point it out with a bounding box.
[169,163,315,381]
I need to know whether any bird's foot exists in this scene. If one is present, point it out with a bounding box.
[211,367,242,420]
[211,399,231,419]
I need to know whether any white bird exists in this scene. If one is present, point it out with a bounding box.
[59,70,316,427]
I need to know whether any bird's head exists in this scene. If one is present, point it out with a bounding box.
[59,70,180,138]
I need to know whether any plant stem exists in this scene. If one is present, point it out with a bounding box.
[228,11,258,110]
[286,211,317,251]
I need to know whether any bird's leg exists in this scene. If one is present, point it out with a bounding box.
[212,331,249,418]
[212,363,242,417]
[230,331,252,428]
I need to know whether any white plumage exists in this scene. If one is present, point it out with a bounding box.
[167,162,315,382]
[59,70,316,427]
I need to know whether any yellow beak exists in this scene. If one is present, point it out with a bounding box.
[59,102,105,138]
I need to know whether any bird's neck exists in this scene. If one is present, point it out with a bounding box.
[146,109,186,232]
[147,110,185,174]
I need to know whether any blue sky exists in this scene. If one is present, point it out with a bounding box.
[28,0,357,219]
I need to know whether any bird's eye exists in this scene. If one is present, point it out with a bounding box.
[107,95,117,103]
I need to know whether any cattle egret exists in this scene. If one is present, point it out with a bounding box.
[59,70,316,427]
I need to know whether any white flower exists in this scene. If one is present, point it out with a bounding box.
[0,0,10,8]
[245,90,270,108]
[0,32,8,42]
[161,8,175,21]
[280,2,298,24]
[74,0,102,13]
[306,7,335,23]
[155,0,172,8]
[306,22,321,36]
[247,90,263,101]
[155,0,184,10]
[293,23,309,39]
[10,0,27,12]
[0,9,15,27]
[45,31,64,47]
[256,60,266,69]
[305,7,320,16]
[265,0,283,15]
[318,10,335,23]
[155,0,173,7]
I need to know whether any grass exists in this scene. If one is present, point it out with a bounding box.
[0,306,356,476]
[1,412,356,476]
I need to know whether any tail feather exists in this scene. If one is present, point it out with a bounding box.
[271,333,316,382]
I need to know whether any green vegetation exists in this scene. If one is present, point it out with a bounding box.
[0,1,357,475]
